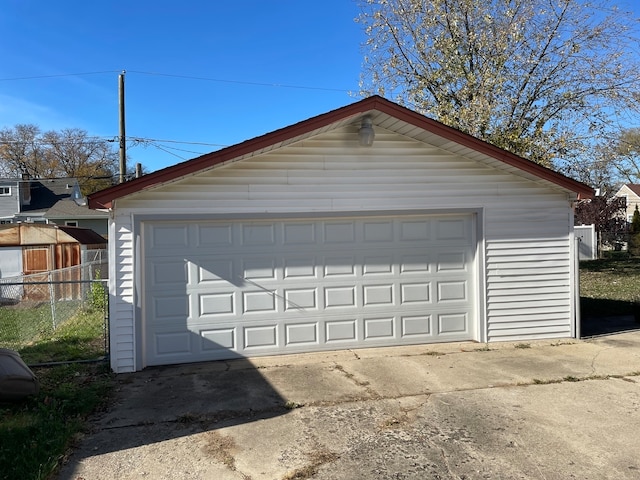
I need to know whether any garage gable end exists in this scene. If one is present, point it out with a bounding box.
[88,96,593,210]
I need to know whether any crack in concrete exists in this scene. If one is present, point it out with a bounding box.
[100,405,289,431]
[331,362,381,399]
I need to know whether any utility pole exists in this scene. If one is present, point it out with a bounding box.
[119,70,126,184]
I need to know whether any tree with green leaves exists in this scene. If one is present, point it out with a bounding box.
[0,124,119,195]
[629,205,640,256]
[357,0,640,171]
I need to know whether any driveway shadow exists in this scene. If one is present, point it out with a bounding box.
[581,297,640,337]
[56,357,288,478]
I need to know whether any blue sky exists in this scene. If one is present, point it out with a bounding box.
[0,1,364,173]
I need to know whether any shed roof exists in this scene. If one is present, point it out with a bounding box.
[0,223,106,247]
[88,95,594,209]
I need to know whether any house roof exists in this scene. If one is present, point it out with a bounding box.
[44,199,109,220]
[22,178,80,213]
[621,184,640,197]
[88,95,594,209]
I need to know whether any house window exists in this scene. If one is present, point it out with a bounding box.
[0,186,10,196]
[65,221,78,227]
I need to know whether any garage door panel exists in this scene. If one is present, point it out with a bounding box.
[149,261,188,287]
[437,281,468,302]
[149,224,190,249]
[199,292,235,316]
[438,313,469,334]
[324,221,356,243]
[283,222,317,245]
[197,259,234,283]
[363,284,394,306]
[197,223,233,247]
[284,258,317,278]
[436,217,473,242]
[401,315,432,337]
[285,322,319,346]
[154,331,191,357]
[201,328,236,351]
[437,251,469,272]
[151,295,189,320]
[363,255,394,274]
[143,214,476,366]
[244,325,278,349]
[364,317,395,340]
[240,291,276,314]
[284,288,317,311]
[241,223,276,246]
[325,319,358,342]
[400,282,431,304]
[401,254,430,273]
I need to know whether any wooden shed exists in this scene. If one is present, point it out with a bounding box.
[0,223,107,300]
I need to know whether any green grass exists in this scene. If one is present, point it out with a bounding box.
[580,257,640,316]
[18,309,107,365]
[0,305,111,480]
[0,303,55,349]
[0,362,113,480]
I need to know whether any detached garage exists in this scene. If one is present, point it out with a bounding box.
[89,96,593,373]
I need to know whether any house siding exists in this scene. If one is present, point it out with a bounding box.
[108,212,136,372]
[109,127,575,372]
[0,181,19,219]
[616,184,640,221]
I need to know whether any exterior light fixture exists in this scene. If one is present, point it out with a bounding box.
[358,115,375,146]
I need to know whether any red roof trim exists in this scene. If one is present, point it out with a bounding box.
[88,95,594,209]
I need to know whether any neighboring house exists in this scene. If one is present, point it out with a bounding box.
[44,198,109,238]
[614,184,640,222]
[0,177,108,236]
[88,95,594,373]
[0,176,31,223]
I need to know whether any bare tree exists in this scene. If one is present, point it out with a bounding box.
[0,124,119,194]
[357,0,640,168]
[0,124,54,177]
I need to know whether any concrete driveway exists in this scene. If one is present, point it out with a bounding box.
[57,332,640,480]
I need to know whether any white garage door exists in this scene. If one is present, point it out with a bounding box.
[143,213,476,366]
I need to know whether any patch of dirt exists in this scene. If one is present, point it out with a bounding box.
[202,431,238,470]
[281,449,340,480]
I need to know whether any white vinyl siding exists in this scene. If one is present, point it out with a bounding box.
[108,212,136,372]
[109,126,575,372]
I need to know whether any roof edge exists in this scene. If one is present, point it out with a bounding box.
[88,95,594,208]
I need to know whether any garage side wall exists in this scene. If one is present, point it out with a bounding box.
[108,127,575,372]
[108,212,136,372]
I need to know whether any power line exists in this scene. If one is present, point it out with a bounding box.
[128,136,228,147]
[0,71,120,81]
[146,143,212,156]
[0,69,356,94]
[150,143,187,160]
[126,70,353,93]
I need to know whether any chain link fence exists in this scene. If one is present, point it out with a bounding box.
[0,259,108,366]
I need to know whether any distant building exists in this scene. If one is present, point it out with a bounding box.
[0,176,108,237]
[614,184,640,222]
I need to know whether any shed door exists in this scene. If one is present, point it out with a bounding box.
[143,213,477,366]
